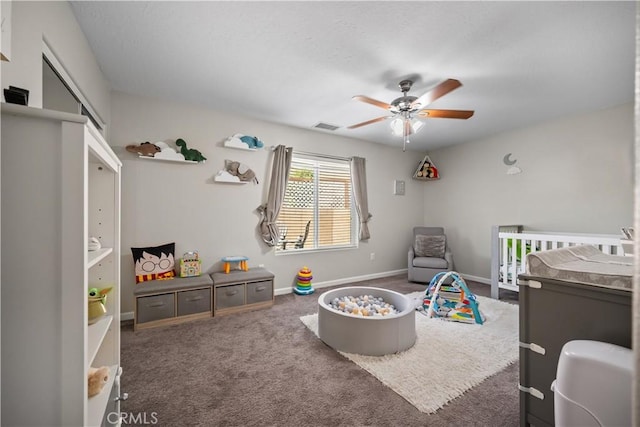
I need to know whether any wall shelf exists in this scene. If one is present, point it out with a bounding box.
[87,315,113,365]
[138,155,201,164]
[86,364,119,427]
[223,133,262,151]
[223,141,259,151]
[88,247,113,269]
[413,155,440,181]
[214,177,248,184]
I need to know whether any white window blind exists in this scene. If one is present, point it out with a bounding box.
[277,154,356,252]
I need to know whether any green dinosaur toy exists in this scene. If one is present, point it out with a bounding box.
[176,138,207,163]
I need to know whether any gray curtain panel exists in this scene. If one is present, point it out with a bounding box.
[257,145,293,246]
[350,156,372,240]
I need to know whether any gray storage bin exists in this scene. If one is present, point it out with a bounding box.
[246,280,273,304]
[137,293,175,323]
[216,284,245,309]
[177,288,211,316]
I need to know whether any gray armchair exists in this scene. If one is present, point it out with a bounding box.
[408,226,454,283]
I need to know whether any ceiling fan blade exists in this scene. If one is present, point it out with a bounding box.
[347,115,391,129]
[352,95,392,110]
[416,109,474,119]
[411,79,463,109]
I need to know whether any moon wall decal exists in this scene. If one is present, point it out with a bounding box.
[503,153,517,166]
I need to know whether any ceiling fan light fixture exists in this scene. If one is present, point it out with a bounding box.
[411,119,424,134]
[390,117,423,137]
[390,117,404,136]
[348,78,473,151]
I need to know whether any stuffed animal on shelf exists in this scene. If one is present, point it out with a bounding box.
[88,287,113,324]
[417,161,439,179]
[175,138,207,162]
[87,366,110,397]
[125,142,161,157]
[225,160,258,184]
[239,135,264,149]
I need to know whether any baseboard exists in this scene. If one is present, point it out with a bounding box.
[274,269,408,296]
[460,273,491,285]
[120,269,481,316]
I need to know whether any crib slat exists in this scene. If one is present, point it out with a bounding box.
[520,239,527,276]
[501,237,508,288]
[510,238,518,288]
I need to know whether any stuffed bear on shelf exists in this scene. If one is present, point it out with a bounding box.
[87,366,110,398]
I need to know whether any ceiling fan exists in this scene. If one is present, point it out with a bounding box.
[348,79,474,150]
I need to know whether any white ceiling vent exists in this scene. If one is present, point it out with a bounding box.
[313,122,340,131]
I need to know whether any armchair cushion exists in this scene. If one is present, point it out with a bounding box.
[414,235,446,258]
[413,256,449,269]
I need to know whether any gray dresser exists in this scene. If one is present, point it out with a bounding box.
[518,275,632,426]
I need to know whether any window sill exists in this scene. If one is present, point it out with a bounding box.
[275,244,357,256]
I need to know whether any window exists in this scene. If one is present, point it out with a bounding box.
[277,153,356,252]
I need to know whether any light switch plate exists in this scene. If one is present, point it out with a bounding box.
[393,180,405,195]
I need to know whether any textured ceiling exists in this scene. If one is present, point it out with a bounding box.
[71,1,635,152]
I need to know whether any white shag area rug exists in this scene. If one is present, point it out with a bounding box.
[300,292,518,414]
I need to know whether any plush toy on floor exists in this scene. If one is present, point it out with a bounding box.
[87,366,110,397]
[294,266,314,295]
[176,138,207,162]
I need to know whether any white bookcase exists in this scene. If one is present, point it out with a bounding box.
[1,104,122,426]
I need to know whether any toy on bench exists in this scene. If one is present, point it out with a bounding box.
[180,251,202,277]
[221,256,249,274]
[422,271,484,324]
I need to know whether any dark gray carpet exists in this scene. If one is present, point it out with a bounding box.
[121,275,519,426]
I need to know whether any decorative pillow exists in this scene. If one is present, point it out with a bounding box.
[414,235,446,258]
[131,242,176,284]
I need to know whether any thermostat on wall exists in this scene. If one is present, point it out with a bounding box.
[394,180,405,196]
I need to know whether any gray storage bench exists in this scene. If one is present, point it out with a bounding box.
[134,275,214,330]
[211,267,274,316]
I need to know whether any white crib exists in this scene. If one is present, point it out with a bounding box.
[490,225,625,299]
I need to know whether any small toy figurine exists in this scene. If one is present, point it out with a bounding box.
[88,287,113,324]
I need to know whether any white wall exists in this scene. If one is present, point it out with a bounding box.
[111,91,426,314]
[1,1,110,126]
[425,103,634,280]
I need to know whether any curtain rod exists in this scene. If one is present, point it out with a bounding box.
[269,146,351,162]
[294,150,351,162]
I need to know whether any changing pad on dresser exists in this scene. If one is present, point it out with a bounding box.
[526,244,633,290]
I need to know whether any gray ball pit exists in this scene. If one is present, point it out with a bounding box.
[317,287,416,356]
